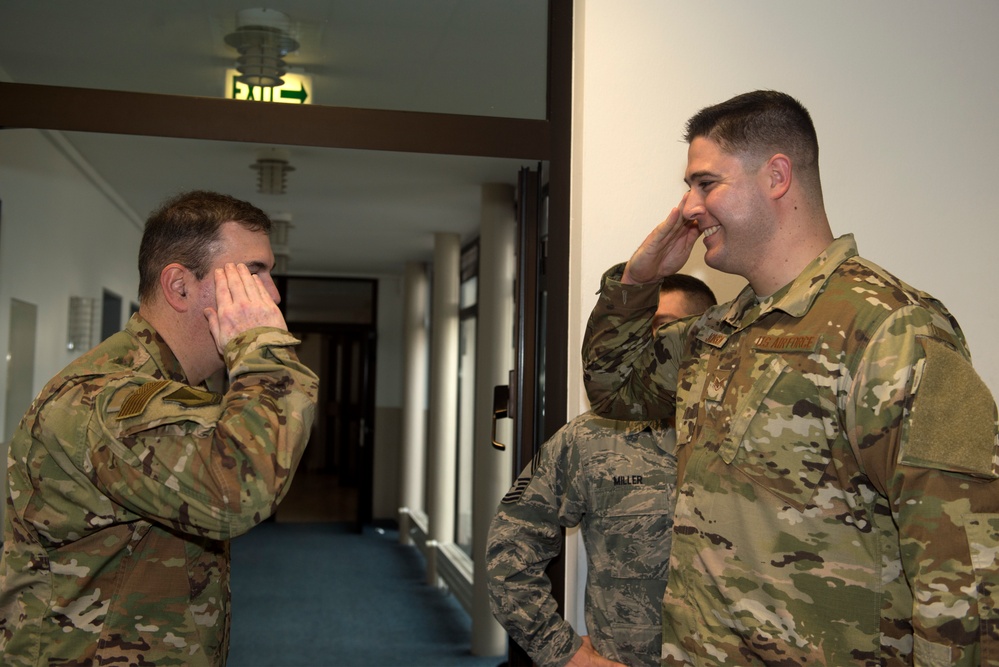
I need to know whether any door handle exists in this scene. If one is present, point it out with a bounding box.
[491,384,511,450]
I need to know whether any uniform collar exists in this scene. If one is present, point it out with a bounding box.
[125,313,188,383]
[721,234,859,327]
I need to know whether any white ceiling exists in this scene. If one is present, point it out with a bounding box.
[0,0,549,276]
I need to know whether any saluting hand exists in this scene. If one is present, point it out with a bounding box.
[621,192,701,285]
[204,263,288,354]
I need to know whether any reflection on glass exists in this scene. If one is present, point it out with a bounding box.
[456,315,477,555]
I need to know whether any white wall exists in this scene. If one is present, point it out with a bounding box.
[569,0,999,416]
[0,129,143,434]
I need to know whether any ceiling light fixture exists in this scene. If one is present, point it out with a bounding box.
[252,147,295,195]
[224,8,300,88]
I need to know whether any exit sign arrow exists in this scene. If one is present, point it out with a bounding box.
[225,70,313,105]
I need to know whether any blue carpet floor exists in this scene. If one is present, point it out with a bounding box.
[228,522,507,667]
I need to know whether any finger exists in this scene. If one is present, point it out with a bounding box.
[251,273,278,306]
[214,267,234,310]
[235,264,275,306]
[646,191,688,240]
[203,307,224,354]
[641,206,687,252]
[223,263,251,302]
[660,203,692,240]
[234,263,264,300]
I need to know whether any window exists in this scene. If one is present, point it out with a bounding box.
[455,241,479,555]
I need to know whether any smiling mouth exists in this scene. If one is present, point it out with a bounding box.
[702,225,720,238]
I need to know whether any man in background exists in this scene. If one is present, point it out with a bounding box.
[0,190,319,666]
[487,275,716,667]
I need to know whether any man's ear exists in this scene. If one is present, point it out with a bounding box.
[160,263,193,312]
[766,154,793,200]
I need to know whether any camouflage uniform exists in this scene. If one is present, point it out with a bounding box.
[0,313,318,666]
[583,235,999,666]
[486,411,677,667]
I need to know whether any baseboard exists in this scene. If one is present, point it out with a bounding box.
[398,506,473,616]
[435,541,473,615]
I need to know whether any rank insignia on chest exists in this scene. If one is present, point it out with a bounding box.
[706,375,728,402]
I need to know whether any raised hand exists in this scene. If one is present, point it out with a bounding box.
[621,192,701,285]
[204,263,288,354]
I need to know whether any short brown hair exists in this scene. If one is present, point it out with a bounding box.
[684,90,823,202]
[137,190,271,303]
[661,273,717,315]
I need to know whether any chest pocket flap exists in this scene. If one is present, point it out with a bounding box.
[718,355,786,464]
[706,353,836,512]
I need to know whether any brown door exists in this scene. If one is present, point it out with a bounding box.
[325,329,377,531]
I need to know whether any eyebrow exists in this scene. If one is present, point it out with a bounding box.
[684,170,716,186]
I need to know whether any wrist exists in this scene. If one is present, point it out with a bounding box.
[622,263,662,286]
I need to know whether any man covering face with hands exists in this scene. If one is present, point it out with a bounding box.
[0,190,319,667]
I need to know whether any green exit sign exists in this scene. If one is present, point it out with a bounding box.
[225,69,312,104]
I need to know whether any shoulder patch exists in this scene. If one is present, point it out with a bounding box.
[163,386,223,408]
[903,337,998,476]
[500,447,545,504]
[116,379,171,420]
[500,475,532,504]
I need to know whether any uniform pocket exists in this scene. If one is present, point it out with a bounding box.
[593,484,672,579]
[707,354,835,512]
[607,622,662,667]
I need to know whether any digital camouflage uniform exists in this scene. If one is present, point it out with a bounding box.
[0,313,318,666]
[486,411,677,667]
[583,235,999,666]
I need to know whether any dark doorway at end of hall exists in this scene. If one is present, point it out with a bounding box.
[273,276,378,530]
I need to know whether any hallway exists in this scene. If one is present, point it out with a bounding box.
[228,522,505,667]
[274,470,358,525]
[228,471,506,667]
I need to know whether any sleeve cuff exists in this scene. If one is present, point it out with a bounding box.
[598,263,661,311]
[224,327,301,367]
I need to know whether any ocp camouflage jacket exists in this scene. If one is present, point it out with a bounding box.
[0,314,318,666]
[583,234,999,666]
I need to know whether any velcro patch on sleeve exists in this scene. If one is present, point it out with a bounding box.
[116,379,171,420]
[903,337,998,477]
[163,386,223,408]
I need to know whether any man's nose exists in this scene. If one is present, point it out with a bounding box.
[682,191,704,221]
[262,274,281,305]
